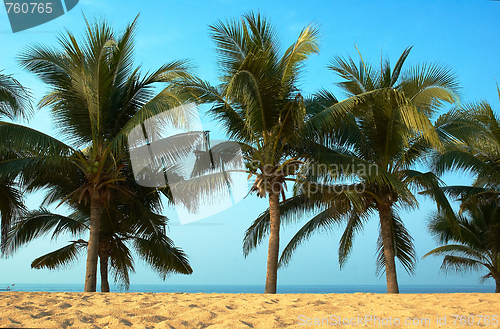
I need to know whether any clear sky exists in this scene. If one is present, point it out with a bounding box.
[1,0,499,289]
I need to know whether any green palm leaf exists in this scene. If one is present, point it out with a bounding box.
[375,212,417,276]
[31,240,87,270]
[0,72,33,121]
[109,238,134,289]
[4,208,88,255]
[133,232,193,278]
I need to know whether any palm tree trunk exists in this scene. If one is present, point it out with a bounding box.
[494,273,500,293]
[84,188,101,292]
[265,191,280,294]
[99,239,110,293]
[378,204,399,294]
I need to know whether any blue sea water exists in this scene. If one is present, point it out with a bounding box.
[0,284,496,294]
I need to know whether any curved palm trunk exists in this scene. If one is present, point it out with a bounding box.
[99,239,111,293]
[265,191,280,294]
[84,189,101,292]
[378,204,399,294]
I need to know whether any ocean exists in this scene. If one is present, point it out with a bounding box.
[0,284,496,294]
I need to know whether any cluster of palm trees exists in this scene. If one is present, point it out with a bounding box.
[0,12,499,293]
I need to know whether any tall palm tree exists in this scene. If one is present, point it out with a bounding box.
[424,199,500,293]
[0,72,31,250]
[182,12,323,293]
[243,47,460,293]
[0,15,194,292]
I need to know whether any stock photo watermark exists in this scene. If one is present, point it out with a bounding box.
[298,162,379,198]
[298,314,499,326]
[3,0,79,32]
[128,103,247,225]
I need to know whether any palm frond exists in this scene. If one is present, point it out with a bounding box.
[438,255,484,274]
[399,63,460,115]
[109,238,135,290]
[423,244,489,264]
[338,211,371,268]
[376,212,417,276]
[4,208,88,255]
[31,240,87,270]
[0,122,75,158]
[133,232,192,278]
[0,72,33,121]
[0,178,26,252]
[280,24,320,86]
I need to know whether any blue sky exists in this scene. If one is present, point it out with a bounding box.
[1,0,499,289]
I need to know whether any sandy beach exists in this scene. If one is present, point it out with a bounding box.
[0,292,498,328]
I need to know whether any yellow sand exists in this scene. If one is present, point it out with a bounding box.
[0,292,498,328]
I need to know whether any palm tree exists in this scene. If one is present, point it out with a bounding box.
[424,199,500,293]
[243,47,460,293]
[0,72,31,250]
[421,87,500,294]
[432,87,500,202]
[0,15,194,292]
[181,12,323,293]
